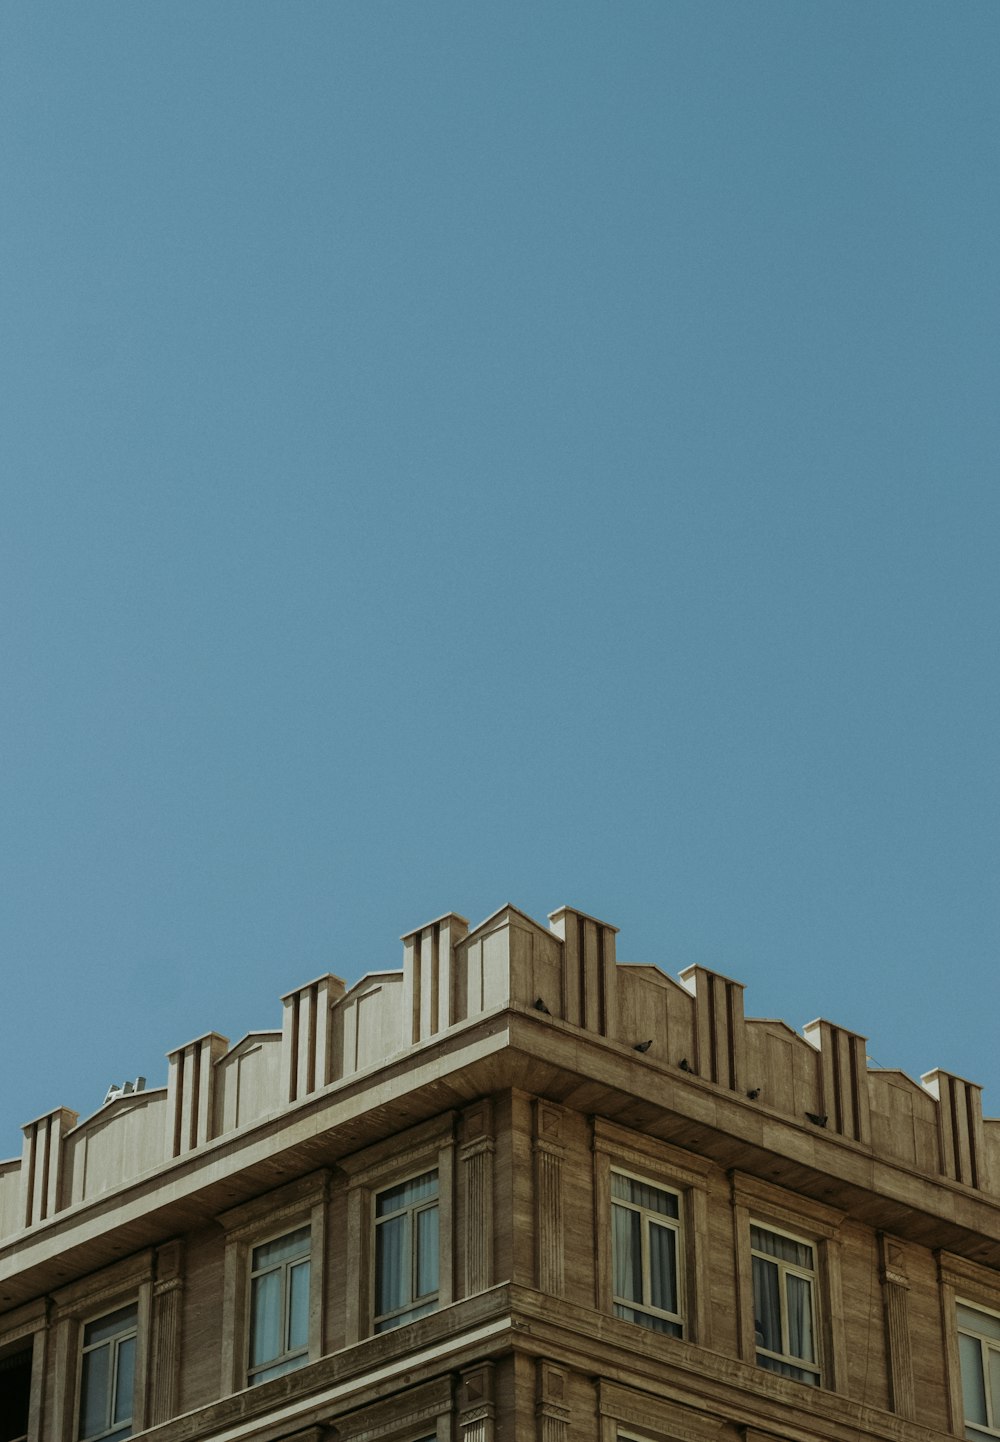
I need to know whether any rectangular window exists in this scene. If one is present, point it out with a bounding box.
[958,1301,1000,1439]
[374,1169,439,1333]
[248,1225,311,1386]
[750,1223,819,1385]
[78,1304,137,1441]
[611,1170,684,1336]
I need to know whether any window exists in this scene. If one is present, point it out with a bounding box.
[374,1170,439,1333]
[0,1343,33,1442]
[750,1223,819,1386]
[78,1304,138,1441]
[611,1171,683,1336]
[218,1170,328,1396]
[247,1226,311,1385]
[958,1301,1000,1439]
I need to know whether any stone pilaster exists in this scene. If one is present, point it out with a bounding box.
[533,1101,566,1297]
[458,1361,495,1442]
[461,1101,494,1295]
[536,1360,570,1441]
[149,1241,183,1425]
[880,1235,915,1419]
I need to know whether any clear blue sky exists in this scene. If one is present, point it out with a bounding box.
[2,3,998,1151]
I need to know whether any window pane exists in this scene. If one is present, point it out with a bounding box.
[79,1345,111,1439]
[249,1269,282,1366]
[287,1259,310,1352]
[960,1333,989,1425]
[752,1255,782,1354]
[611,1173,678,1218]
[112,1335,136,1425]
[252,1226,310,1271]
[988,1345,1000,1428]
[376,1171,438,1216]
[376,1213,408,1315]
[83,1305,138,1348]
[612,1203,642,1304]
[648,1220,678,1315]
[751,1226,813,1270]
[250,1352,308,1386]
[786,1273,815,1363]
[960,1304,1000,1342]
[416,1205,439,1300]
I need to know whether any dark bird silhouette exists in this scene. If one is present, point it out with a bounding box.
[805,1111,828,1127]
[634,1039,653,1053]
[533,997,551,1014]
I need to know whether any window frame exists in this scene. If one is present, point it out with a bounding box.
[77,1302,139,1442]
[593,1118,714,1348]
[372,1167,441,1333]
[245,1222,313,1386]
[730,1171,845,1393]
[749,1219,820,1385]
[218,1170,329,1395]
[610,1166,685,1337]
[339,1113,455,1345]
[956,1297,1000,1439]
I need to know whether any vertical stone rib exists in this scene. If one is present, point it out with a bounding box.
[150,1272,182,1424]
[880,1236,915,1419]
[458,1361,495,1442]
[533,1102,566,1298]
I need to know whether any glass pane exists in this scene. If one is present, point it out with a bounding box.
[249,1269,282,1366]
[752,1255,782,1353]
[612,1204,642,1304]
[83,1305,138,1348]
[376,1170,438,1217]
[252,1226,310,1271]
[786,1273,815,1363]
[758,1353,818,1385]
[611,1173,678,1218]
[613,1303,682,1336]
[988,1345,1000,1428]
[250,1351,308,1386]
[79,1345,110,1439]
[112,1335,136,1425]
[416,1204,439,1299]
[287,1259,310,1352]
[961,1333,989,1425]
[751,1226,812,1270]
[960,1304,1000,1342]
[376,1213,408,1315]
[648,1221,678,1315]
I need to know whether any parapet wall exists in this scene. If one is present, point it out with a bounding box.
[1,902,996,1242]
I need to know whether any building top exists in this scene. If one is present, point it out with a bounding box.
[2,901,997,1259]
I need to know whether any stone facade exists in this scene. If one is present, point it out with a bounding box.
[1,901,998,1441]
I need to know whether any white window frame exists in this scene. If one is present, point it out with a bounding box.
[77,1302,139,1441]
[373,1168,440,1334]
[749,1219,820,1386]
[218,1170,329,1395]
[610,1167,685,1337]
[246,1223,312,1386]
[957,1297,1000,1439]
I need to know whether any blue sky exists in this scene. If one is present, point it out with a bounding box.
[1,3,997,1150]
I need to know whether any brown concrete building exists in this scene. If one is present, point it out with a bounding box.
[2,902,999,1442]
